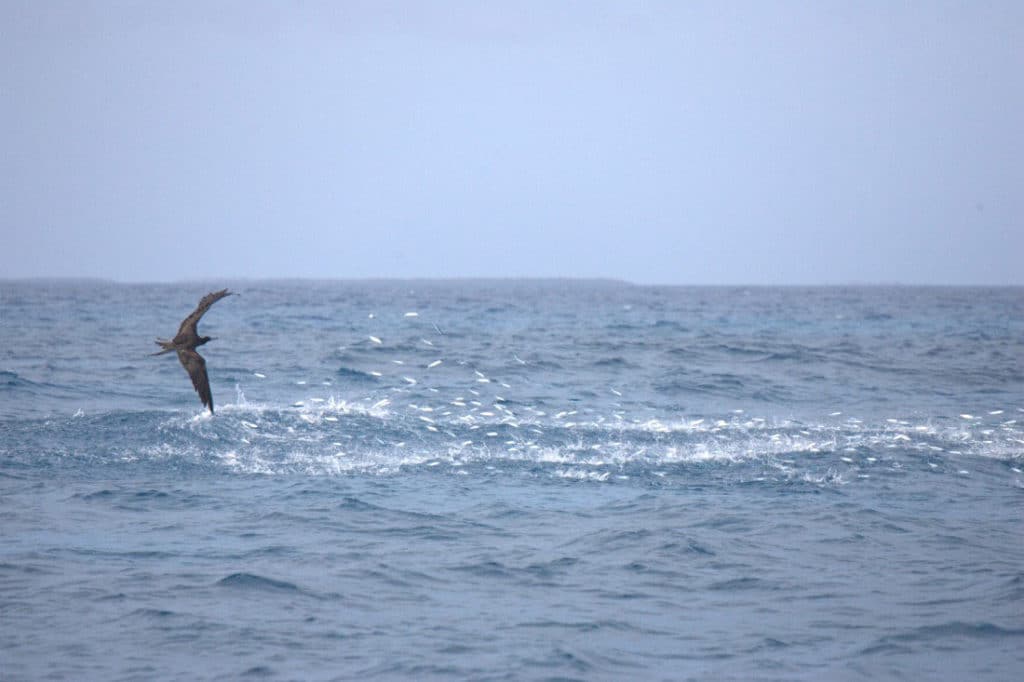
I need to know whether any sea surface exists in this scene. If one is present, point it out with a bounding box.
[1,280,1022,681]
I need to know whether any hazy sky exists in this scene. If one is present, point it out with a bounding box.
[2,1,1021,284]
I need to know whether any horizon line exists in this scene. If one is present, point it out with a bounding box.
[2,275,1022,288]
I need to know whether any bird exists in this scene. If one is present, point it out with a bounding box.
[152,289,235,413]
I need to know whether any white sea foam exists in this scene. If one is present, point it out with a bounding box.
[150,393,1024,481]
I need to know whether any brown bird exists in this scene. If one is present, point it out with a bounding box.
[152,289,235,413]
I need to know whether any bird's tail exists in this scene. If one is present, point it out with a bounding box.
[151,339,176,356]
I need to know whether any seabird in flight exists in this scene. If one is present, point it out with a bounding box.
[152,289,235,413]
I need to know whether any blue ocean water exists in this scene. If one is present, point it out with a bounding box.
[1,280,1022,680]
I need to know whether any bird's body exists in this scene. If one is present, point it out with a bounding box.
[152,289,234,413]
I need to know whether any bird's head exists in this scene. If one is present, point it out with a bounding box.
[199,335,215,346]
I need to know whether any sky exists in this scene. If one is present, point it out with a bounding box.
[2,1,1022,285]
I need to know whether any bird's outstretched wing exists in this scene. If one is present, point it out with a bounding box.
[177,289,233,337]
[177,349,213,413]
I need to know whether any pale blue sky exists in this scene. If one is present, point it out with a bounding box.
[2,1,1021,284]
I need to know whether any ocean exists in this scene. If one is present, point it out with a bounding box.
[1,280,1022,680]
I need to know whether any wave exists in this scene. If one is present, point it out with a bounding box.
[334,366,382,382]
[861,621,1024,656]
[217,572,302,593]
[1,398,1020,482]
[0,370,78,395]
